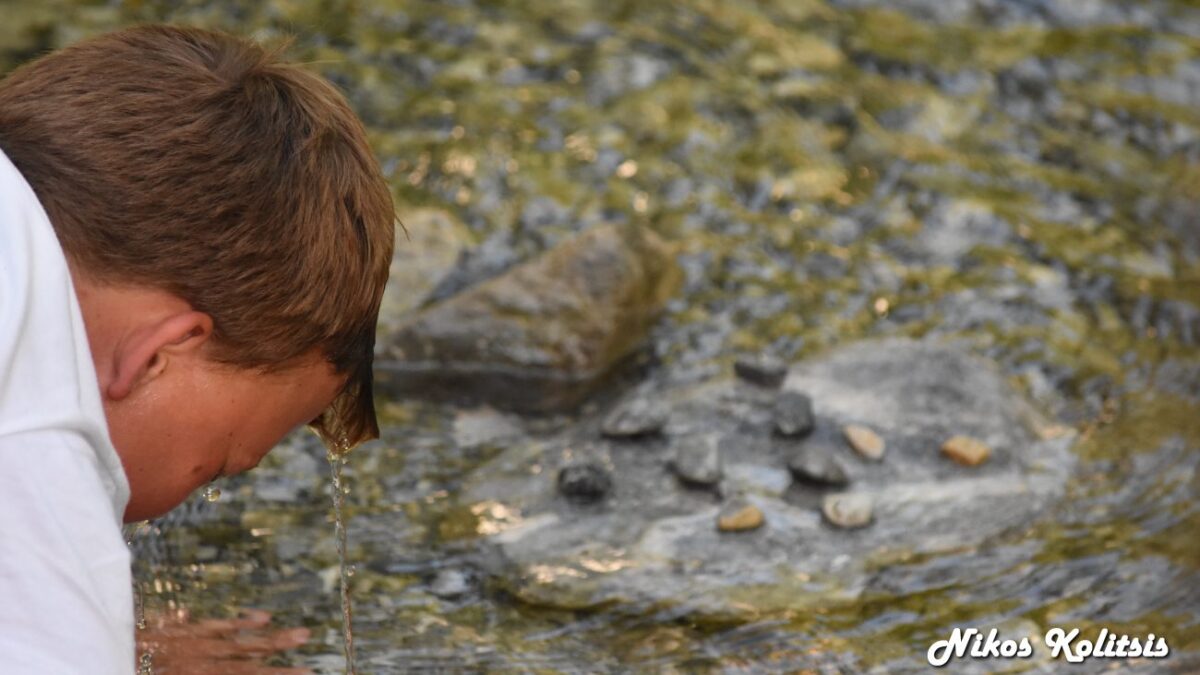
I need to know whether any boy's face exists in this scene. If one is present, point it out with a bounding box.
[105,355,345,522]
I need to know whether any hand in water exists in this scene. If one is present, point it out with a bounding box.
[137,608,313,674]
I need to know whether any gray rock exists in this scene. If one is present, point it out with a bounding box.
[822,493,873,529]
[787,445,850,487]
[734,353,788,387]
[914,198,1012,266]
[671,434,724,487]
[601,397,668,438]
[429,569,472,599]
[465,338,1075,620]
[424,229,520,305]
[377,224,681,412]
[453,407,523,448]
[557,462,613,502]
[377,208,475,333]
[774,391,816,437]
[723,463,793,497]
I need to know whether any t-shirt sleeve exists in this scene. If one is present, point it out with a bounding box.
[0,429,135,675]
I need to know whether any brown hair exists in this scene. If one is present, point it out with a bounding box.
[0,24,395,448]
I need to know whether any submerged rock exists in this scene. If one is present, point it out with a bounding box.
[942,435,992,466]
[671,434,724,487]
[843,424,885,461]
[774,391,816,437]
[787,444,850,487]
[463,338,1075,620]
[717,498,765,532]
[429,569,473,599]
[723,463,793,497]
[377,224,681,412]
[734,354,788,388]
[601,397,668,438]
[822,493,873,529]
[558,462,613,502]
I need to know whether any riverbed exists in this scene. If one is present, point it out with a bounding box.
[6,0,1198,671]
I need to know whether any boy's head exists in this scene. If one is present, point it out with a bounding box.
[0,25,395,521]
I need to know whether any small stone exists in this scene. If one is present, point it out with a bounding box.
[843,424,885,460]
[724,463,792,497]
[672,434,724,487]
[429,569,472,599]
[557,462,613,502]
[717,499,765,532]
[601,397,668,438]
[787,445,850,487]
[821,493,873,529]
[941,435,991,466]
[774,391,816,437]
[734,354,788,387]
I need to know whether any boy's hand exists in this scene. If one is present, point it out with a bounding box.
[137,608,313,675]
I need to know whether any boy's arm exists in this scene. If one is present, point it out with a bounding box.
[0,429,134,675]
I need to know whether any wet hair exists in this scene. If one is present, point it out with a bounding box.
[0,24,395,448]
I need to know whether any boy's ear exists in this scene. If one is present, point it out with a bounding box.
[107,311,213,401]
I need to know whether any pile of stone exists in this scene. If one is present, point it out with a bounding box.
[456,338,1072,619]
[553,349,996,534]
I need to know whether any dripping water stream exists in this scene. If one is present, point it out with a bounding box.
[328,444,356,675]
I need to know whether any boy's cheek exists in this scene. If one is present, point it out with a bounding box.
[106,399,228,521]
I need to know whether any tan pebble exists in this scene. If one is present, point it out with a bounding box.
[1038,424,1076,440]
[821,493,873,529]
[843,424,885,460]
[942,435,991,466]
[717,502,765,532]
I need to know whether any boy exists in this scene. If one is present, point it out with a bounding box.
[0,24,395,673]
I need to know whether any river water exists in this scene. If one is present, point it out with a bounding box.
[5,0,1199,671]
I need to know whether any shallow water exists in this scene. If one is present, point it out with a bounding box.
[6,0,1200,671]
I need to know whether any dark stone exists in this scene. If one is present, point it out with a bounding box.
[601,397,668,438]
[734,354,788,388]
[557,462,613,502]
[774,391,816,437]
[787,445,850,487]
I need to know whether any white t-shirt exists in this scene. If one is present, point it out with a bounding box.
[0,150,135,674]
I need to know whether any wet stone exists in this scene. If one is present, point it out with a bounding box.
[942,435,992,466]
[672,434,724,487]
[717,498,765,532]
[723,463,792,497]
[787,445,850,487]
[843,424,885,461]
[601,397,668,438]
[822,493,873,529]
[429,569,472,599]
[557,462,613,502]
[774,391,816,437]
[734,353,788,388]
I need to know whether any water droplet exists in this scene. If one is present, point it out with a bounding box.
[138,652,154,675]
[202,485,221,503]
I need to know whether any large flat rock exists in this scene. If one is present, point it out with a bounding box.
[456,338,1076,620]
